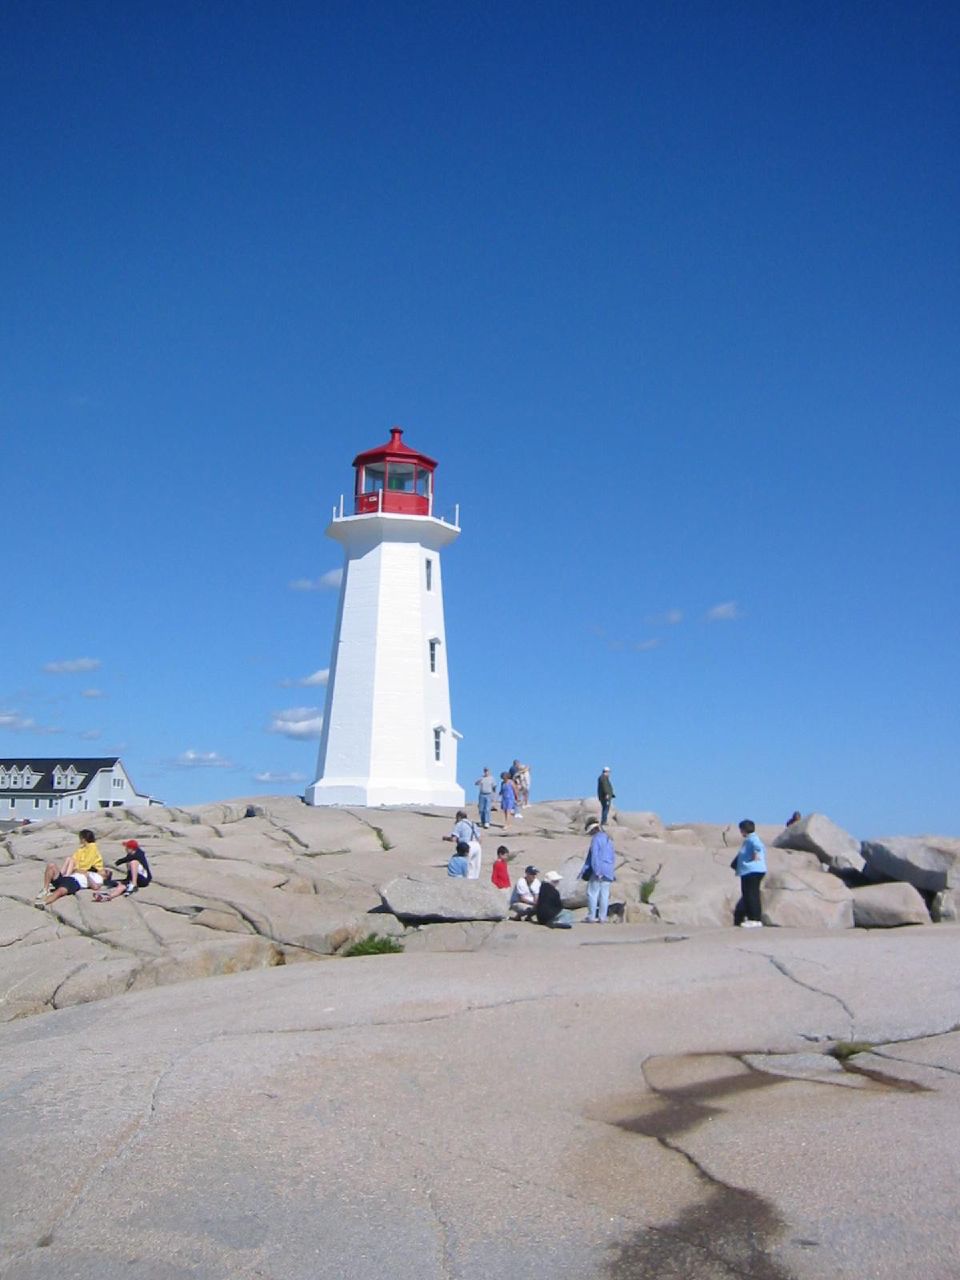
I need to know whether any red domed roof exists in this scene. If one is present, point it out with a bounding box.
[352,427,437,471]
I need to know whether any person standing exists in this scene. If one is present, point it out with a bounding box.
[475,768,497,829]
[597,767,615,825]
[581,817,616,923]
[734,819,767,927]
[491,846,512,890]
[499,773,517,829]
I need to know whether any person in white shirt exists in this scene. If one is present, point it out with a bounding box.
[510,865,541,920]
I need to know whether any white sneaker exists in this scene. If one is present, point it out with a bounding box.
[739,919,763,928]
[34,888,50,901]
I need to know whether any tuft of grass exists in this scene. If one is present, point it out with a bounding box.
[830,1040,874,1061]
[639,863,663,904]
[342,933,404,957]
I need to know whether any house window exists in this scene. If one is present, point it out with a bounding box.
[34,799,40,809]
[429,639,439,673]
[433,728,442,762]
[48,799,54,809]
[425,558,433,591]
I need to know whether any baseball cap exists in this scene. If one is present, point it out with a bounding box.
[525,864,539,876]
[122,839,139,850]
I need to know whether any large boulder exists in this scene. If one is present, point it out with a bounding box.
[772,813,864,873]
[850,882,930,928]
[380,875,509,923]
[761,865,854,929]
[862,837,960,893]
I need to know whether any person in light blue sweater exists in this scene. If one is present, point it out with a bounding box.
[734,819,767,928]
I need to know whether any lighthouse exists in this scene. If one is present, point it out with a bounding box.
[305,428,465,808]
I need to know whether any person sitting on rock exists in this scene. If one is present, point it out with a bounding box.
[509,865,540,920]
[36,829,104,906]
[535,870,573,929]
[93,839,153,902]
[447,841,471,877]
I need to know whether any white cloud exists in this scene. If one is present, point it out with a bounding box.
[280,668,329,688]
[43,657,102,674]
[635,639,661,652]
[254,770,307,784]
[174,749,235,769]
[289,569,342,592]
[80,688,104,699]
[80,729,102,740]
[648,609,684,626]
[269,707,324,740]
[0,711,35,731]
[705,601,742,622]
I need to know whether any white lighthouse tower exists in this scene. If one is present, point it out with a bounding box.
[305,427,465,808]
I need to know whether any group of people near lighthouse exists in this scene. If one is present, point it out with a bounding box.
[34,829,152,907]
[461,760,770,929]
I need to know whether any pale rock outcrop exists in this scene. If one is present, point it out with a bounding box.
[380,875,509,922]
[772,813,864,873]
[761,864,854,929]
[850,882,930,928]
[862,836,960,893]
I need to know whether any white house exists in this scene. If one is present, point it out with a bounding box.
[0,758,159,821]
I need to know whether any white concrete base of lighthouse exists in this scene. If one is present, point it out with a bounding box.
[305,778,465,808]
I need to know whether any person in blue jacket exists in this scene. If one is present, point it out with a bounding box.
[734,819,767,928]
[581,817,616,922]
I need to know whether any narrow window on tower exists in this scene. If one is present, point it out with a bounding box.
[429,638,439,673]
[434,728,442,762]
[425,558,433,590]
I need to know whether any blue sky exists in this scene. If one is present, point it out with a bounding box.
[2,1,957,836]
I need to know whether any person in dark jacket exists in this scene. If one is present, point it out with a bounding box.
[535,870,573,928]
[597,767,615,825]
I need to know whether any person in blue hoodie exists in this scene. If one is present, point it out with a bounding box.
[734,819,767,928]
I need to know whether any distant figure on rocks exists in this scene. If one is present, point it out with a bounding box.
[93,839,153,902]
[491,846,512,890]
[475,768,497,829]
[499,773,517,829]
[734,819,767,928]
[581,818,616,923]
[444,810,482,879]
[597,767,615,825]
[36,829,104,906]
[535,870,573,929]
[510,865,540,920]
[514,761,531,809]
[786,810,802,827]
[447,841,471,877]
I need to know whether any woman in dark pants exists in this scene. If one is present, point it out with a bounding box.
[734,819,767,928]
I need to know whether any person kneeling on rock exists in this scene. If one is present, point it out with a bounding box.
[535,870,573,929]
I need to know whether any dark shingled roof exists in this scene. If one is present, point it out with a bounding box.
[0,757,121,794]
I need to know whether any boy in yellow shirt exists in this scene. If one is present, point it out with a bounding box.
[36,829,104,905]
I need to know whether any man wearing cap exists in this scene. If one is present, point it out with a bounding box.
[509,865,541,920]
[597,767,615,826]
[535,871,573,929]
[94,838,153,901]
[582,818,616,923]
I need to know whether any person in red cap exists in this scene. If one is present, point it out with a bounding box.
[93,839,153,902]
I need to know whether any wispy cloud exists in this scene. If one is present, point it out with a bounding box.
[648,609,684,626]
[705,601,742,622]
[43,657,102,674]
[80,688,105,699]
[254,770,307,784]
[269,707,323,740]
[634,639,661,652]
[173,749,235,769]
[0,711,35,731]
[280,668,329,688]
[80,729,102,740]
[289,569,342,592]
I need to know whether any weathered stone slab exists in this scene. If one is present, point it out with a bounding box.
[772,813,864,873]
[762,865,854,929]
[380,875,509,922]
[862,836,960,893]
[851,882,930,928]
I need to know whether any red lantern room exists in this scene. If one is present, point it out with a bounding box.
[352,427,437,516]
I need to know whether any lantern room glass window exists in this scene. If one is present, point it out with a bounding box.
[415,468,431,497]
[387,463,416,492]
[361,463,385,493]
